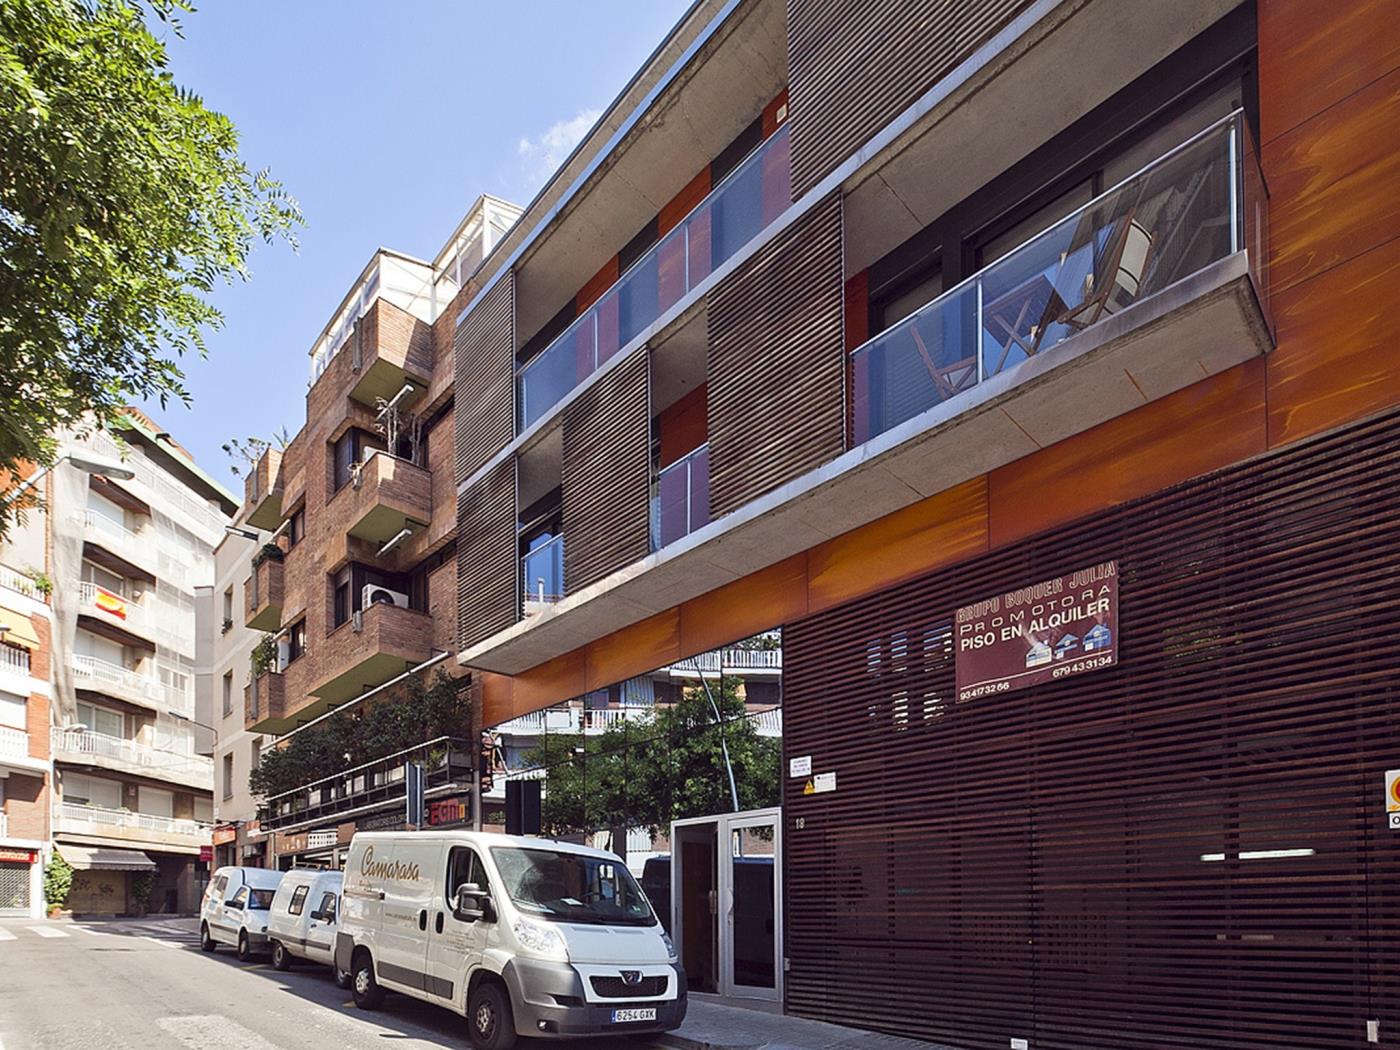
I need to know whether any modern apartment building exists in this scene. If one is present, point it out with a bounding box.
[4,412,234,915]
[202,527,272,869]
[437,0,1400,1046]
[235,196,521,862]
[0,555,54,919]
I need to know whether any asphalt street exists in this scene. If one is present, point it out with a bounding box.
[0,917,664,1050]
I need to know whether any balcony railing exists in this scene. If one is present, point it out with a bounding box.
[852,111,1267,445]
[652,443,710,551]
[0,645,30,677]
[87,431,229,536]
[518,125,792,431]
[57,801,212,840]
[0,726,29,760]
[259,735,474,832]
[69,654,165,707]
[52,728,213,786]
[77,581,148,633]
[522,535,565,611]
[0,813,7,838]
[0,564,39,599]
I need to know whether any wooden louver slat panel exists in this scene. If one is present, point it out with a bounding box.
[453,273,515,484]
[783,404,1400,1050]
[455,458,517,651]
[706,192,844,519]
[787,0,1034,198]
[562,350,651,595]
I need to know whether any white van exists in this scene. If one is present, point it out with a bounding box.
[200,866,284,960]
[336,831,686,1050]
[266,868,350,986]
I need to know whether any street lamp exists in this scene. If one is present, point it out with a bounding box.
[171,711,218,746]
[0,449,137,510]
[224,525,259,541]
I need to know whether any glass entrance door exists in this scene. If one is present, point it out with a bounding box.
[671,807,782,1003]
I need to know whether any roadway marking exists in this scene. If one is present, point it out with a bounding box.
[74,925,108,936]
[26,926,67,938]
[0,928,15,941]
[141,935,179,949]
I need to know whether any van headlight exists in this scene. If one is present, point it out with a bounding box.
[661,930,678,963]
[513,918,568,959]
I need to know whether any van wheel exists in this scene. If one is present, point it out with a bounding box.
[199,923,216,952]
[236,931,252,962]
[467,981,517,1050]
[351,951,385,1010]
[333,962,352,990]
[271,941,290,970]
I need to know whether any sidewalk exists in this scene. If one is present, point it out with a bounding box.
[659,998,958,1050]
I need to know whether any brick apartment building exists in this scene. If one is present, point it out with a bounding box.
[234,0,1398,1045]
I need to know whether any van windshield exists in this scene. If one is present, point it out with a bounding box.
[247,888,276,910]
[490,847,656,927]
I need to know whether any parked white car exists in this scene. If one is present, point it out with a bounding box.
[336,831,686,1050]
[267,868,350,986]
[200,866,284,960]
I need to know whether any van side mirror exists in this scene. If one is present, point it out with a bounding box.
[309,909,326,922]
[454,882,493,923]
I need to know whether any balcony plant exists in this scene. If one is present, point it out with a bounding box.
[250,634,277,677]
[24,567,52,599]
[220,617,233,635]
[250,542,284,567]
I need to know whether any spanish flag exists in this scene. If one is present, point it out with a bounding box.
[94,586,128,620]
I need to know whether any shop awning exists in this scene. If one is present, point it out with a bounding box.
[0,607,39,649]
[58,845,157,872]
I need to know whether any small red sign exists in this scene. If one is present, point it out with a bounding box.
[198,845,213,862]
[955,561,1118,702]
[0,848,35,863]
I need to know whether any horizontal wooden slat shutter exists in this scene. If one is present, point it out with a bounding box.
[784,406,1400,1050]
[706,192,844,519]
[456,458,517,651]
[454,273,515,483]
[562,350,651,594]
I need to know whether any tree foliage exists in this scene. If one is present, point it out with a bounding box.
[249,671,470,800]
[43,847,73,908]
[527,679,781,836]
[0,0,301,537]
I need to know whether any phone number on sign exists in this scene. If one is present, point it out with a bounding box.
[1051,654,1115,678]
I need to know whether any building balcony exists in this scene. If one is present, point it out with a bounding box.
[651,444,710,551]
[517,125,791,433]
[309,601,433,710]
[244,670,289,733]
[54,801,212,853]
[665,646,782,677]
[307,254,434,396]
[345,299,433,408]
[69,654,167,712]
[0,725,47,777]
[461,114,1272,676]
[0,643,32,696]
[259,735,474,833]
[75,509,158,580]
[243,550,284,632]
[521,535,564,618]
[335,451,431,546]
[75,582,157,650]
[243,447,283,530]
[51,728,213,791]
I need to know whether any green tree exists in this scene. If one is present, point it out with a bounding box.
[527,679,781,836]
[0,0,301,537]
[43,847,73,910]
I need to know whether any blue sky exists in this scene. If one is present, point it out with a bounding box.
[147,0,691,493]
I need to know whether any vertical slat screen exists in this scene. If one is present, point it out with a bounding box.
[454,273,515,484]
[787,0,1034,198]
[706,192,844,519]
[783,406,1400,1050]
[561,350,651,594]
[455,458,517,651]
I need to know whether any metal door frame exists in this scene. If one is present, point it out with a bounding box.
[671,806,783,1003]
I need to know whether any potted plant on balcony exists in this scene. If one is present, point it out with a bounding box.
[24,566,53,599]
[251,542,284,567]
[251,634,277,677]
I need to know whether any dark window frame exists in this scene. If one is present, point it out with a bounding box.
[288,884,309,916]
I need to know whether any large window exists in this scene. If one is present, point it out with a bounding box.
[76,700,124,739]
[331,429,384,494]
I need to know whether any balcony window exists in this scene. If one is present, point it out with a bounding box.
[287,507,305,547]
[518,125,792,432]
[287,619,306,664]
[0,690,24,731]
[652,443,710,550]
[852,111,1264,445]
[76,700,124,740]
[522,534,564,609]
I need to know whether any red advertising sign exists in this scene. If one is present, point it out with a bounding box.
[211,825,237,846]
[955,561,1118,702]
[0,848,35,863]
[426,795,470,828]
[198,845,213,862]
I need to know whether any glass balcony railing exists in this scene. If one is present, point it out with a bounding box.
[852,111,1267,446]
[519,125,792,431]
[651,443,710,551]
[522,534,565,610]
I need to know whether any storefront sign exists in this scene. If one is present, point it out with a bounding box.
[0,848,35,863]
[426,795,471,828]
[955,561,1118,702]
[1386,769,1400,830]
[198,845,213,862]
[275,831,308,856]
[212,825,237,846]
[307,830,337,850]
[358,810,408,832]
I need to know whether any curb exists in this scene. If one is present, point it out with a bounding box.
[655,1035,767,1050]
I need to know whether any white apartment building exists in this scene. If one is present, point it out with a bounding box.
[201,525,271,870]
[4,411,236,916]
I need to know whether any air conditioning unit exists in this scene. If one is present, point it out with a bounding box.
[362,584,409,610]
